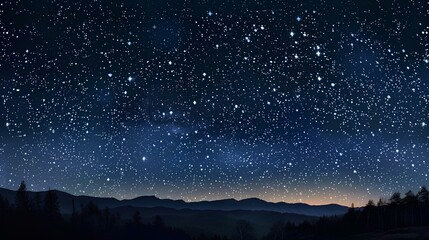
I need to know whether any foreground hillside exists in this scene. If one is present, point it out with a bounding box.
[4,182,429,239]
[107,206,316,238]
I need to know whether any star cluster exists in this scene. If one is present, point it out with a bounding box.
[0,0,428,206]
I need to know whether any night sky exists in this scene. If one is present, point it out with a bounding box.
[0,0,428,206]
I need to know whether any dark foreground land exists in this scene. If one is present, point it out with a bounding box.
[350,227,429,240]
[2,182,429,240]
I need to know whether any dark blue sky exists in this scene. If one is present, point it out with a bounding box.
[0,0,428,205]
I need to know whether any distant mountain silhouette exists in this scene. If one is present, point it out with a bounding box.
[0,187,348,217]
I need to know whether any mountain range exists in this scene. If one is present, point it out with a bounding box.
[0,187,351,237]
[0,187,348,217]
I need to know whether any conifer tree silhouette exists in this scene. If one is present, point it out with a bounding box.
[15,181,31,212]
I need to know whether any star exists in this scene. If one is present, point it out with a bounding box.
[1,0,427,208]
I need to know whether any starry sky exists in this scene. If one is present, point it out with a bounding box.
[0,0,428,206]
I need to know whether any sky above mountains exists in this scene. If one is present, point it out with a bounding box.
[0,0,428,206]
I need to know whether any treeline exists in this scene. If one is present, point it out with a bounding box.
[0,181,232,240]
[264,186,429,239]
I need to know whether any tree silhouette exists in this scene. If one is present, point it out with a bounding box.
[389,192,402,227]
[44,189,61,221]
[403,190,417,204]
[15,181,31,211]
[418,186,429,204]
[234,220,255,240]
[389,192,401,205]
[265,221,285,240]
[366,200,375,207]
[342,203,358,233]
[377,198,386,207]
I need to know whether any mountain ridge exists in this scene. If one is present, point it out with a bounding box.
[0,187,348,217]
